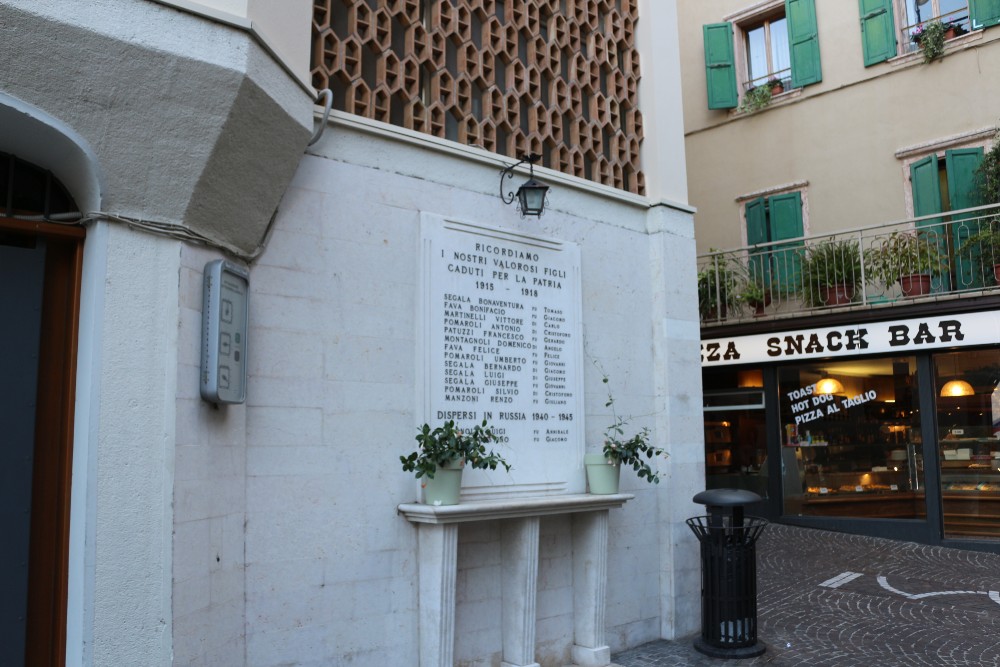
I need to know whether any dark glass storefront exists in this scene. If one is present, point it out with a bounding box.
[702,315,1000,551]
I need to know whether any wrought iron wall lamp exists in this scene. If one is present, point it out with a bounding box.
[500,153,549,217]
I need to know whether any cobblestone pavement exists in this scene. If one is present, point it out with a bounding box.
[613,524,1000,666]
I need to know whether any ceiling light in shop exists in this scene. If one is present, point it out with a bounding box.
[940,380,974,397]
[815,375,844,395]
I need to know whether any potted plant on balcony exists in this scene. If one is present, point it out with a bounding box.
[801,239,862,306]
[400,419,511,505]
[697,252,740,321]
[739,276,773,316]
[866,231,947,296]
[585,374,667,495]
[911,19,948,62]
[957,223,1000,285]
[737,85,772,114]
[767,77,785,95]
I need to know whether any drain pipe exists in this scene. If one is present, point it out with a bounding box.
[307,89,333,147]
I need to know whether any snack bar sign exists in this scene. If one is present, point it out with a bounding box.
[701,311,1000,366]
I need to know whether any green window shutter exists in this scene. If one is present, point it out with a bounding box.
[767,192,804,291]
[858,0,897,66]
[704,23,738,109]
[745,198,768,245]
[910,154,943,220]
[946,148,984,211]
[768,192,804,240]
[786,0,822,87]
[745,198,769,283]
[971,0,1000,29]
[946,148,985,288]
[910,154,948,290]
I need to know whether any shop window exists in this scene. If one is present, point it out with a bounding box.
[703,370,768,499]
[909,148,985,290]
[778,357,926,520]
[703,0,822,110]
[934,349,1000,540]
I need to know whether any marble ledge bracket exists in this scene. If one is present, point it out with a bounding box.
[398,494,633,667]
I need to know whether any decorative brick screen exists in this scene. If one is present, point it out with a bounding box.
[312,0,645,195]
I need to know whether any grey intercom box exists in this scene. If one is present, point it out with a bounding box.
[201,259,249,404]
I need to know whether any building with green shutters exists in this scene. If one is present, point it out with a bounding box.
[679,0,1000,552]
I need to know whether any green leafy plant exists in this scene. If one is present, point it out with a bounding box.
[738,277,772,314]
[737,85,772,114]
[865,231,947,285]
[599,376,667,484]
[956,131,1000,283]
[975,129,1000,205]
[801,239,862,306]
[400,420,511,479]
[957,223,1000,283]
[697,252,741,321]
[912,20,948,62]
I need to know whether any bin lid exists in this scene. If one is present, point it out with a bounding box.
[692,488,762,507]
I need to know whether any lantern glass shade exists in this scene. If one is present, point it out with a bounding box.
[517,178,548,216]
[815,376,844,395]
[940,379,974,397]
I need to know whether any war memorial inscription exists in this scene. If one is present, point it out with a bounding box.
[420,216,585,498]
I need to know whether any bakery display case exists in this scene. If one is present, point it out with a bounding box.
[796,439,926,518]
[939,438,1000,538]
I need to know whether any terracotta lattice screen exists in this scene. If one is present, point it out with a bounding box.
[312,0,645,194]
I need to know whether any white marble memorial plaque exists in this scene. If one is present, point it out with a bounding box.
[419,214,585,499]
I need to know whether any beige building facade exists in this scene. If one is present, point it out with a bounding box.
[679,0,1000,551]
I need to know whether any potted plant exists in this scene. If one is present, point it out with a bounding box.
[957,223,1000,285]
[585,375,667,494]
[697,252,740,321]
[943,20,967,40]
[400,419,511,505]
[911,20,948,62]
[801,239,862,306]
[866,231,947,296]
[737,85,772,114]
[739,279,773,316]
[767,77,784,95]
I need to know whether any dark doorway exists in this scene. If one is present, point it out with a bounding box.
[0,151,83,667]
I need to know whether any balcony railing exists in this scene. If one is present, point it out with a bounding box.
[697,203,1000,325]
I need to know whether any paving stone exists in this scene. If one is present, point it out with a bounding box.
[613,524,1000,667]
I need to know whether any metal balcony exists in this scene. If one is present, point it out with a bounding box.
[696,203,1000,325]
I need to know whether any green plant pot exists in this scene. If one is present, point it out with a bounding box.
[422,459,464,505]
[585,453,621,495]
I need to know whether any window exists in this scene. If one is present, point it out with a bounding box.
[779,357,926,520]
[743,189,806,298]
[860,0,1000,66]
[744,14,791,90]
[909,148,985,289]
[934,348,1000,540]
[703,0,822,110]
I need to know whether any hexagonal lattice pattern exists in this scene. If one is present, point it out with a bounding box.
[312,0,644,194]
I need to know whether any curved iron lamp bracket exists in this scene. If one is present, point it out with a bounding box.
[499,153,548,216]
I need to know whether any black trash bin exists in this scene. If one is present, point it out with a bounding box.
[686,488,768,659]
